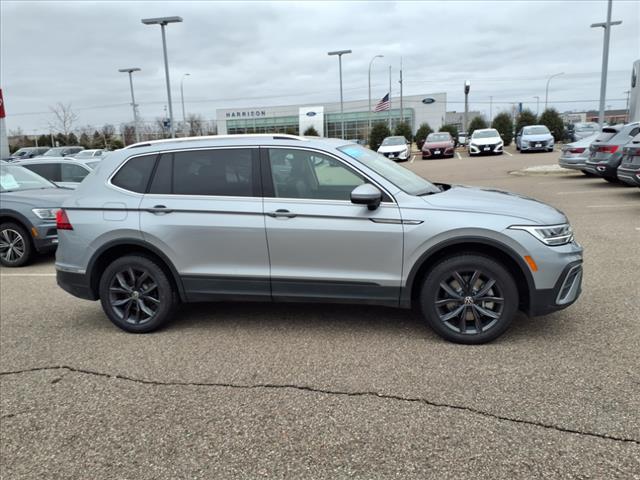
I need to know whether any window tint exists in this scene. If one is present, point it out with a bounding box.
[111,154,156,193]
[61,163,89,182]
[148,149,255,197]
[268,149,364,200]
[24,163,61,182]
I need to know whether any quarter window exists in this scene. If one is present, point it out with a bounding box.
[268,149,364,200]
[61,163,90,182]
[111,154,156,193]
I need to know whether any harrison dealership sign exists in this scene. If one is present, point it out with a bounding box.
[226,110,267,118]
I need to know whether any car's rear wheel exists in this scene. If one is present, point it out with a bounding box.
[419,254,518,344]
[99,255,177,333]
[0,222,32,267]
[603,176,619,184]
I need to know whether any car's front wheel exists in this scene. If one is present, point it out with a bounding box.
[99,255,177,333]
[419,254,518,344]
[0,222,33,267]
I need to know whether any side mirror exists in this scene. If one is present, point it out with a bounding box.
[351,184,382,211]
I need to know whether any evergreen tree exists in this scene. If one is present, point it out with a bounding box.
[369,122,391,151]
[439,124,459,141]
[414,122,433,150]
[515,109,538,135]
[303,126,320,136]
[467,116,488,137]
[67,132,79,145]
[394,122,413,143]
[491,112,513,146]
[79,132,91,148]
[538,108,565,142]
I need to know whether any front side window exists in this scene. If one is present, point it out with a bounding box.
[148,149,256,197]
[268,148,364,201]
[61,163,90,182]
[111,154,156,193]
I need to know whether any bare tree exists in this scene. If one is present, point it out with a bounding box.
[48,102,79,137]
[186,113,205,137]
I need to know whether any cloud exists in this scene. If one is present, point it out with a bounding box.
[1,0,638,132]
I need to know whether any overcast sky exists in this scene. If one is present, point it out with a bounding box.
[1,0,639,134]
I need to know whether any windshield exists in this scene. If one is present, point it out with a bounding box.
[426,133,450,142]
[472,130,500,139]
[381,136,406,146]
[43,147,65,156]
[523,126,550,135]
[0,165,57,192]
[575,123,598,132]
[74,151,94,158]
[338,144,440,196]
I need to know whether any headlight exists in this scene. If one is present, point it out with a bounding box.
[522,140,529,146]
[32,208,58,220]
[509,223,573,246]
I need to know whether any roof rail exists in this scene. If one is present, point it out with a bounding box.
[123,133,307,149]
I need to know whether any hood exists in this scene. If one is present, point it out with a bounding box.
[522,133,553,142]
[422,141,453,149]
[469,137,502,146]
[422,185,566,225]
[378,144,408,153]
[0,187,73,208]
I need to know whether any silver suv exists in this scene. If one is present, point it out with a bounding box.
[56,135,583,344]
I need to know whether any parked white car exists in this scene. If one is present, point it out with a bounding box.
[15,158,93,189]
[468,129,504,156]
[377,136,411,161]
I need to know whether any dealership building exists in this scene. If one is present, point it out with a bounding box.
[215,93,446,141]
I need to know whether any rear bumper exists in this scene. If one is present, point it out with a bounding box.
[585,162,617,178]
[56,269,97,301]
[558,158,586,170]
[616,166,640,186]
[528,261,583,316]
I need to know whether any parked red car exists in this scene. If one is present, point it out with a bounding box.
[422,132,455,159]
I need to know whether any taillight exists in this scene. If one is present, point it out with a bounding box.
[569,147,585,154]
[56,209,73,230]
[598,145,619,154]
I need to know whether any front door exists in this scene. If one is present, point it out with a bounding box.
[263,147,404,306]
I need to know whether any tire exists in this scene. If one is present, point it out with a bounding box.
[99,255,177,333]
[0,222,33,267]
[603,176,619,184]
[418,254,518,344]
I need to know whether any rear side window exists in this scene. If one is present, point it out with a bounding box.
[111,154,156,193]
[148,149,256,197]
[24,163,61,182]
[61,163,90,182]
[593,130,618,143]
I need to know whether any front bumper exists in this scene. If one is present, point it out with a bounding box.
[529,260,583,316]
[32,221,59,253]
[469,143,503,155]
[422,147,454,158]
[380,150,410,161]
[57,269,97,300]
[520,142,554,152]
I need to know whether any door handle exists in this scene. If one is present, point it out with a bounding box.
[146,205,174,214]
[268,209,297,219]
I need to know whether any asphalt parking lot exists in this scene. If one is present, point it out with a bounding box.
[1,147,639,479]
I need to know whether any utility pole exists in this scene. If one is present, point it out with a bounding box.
[327,49,352,139]
[388,66,392,130]
[624,90,631,122]
[545,72,564,111]
[533,95,540,116]
[489,96,493,124]
[368,54,384,144]
[591,0,622,127]
[464,81,470,132]
[399,57,403,126]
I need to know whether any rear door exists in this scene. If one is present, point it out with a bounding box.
[139,147,270,301]
[262,147,404,305]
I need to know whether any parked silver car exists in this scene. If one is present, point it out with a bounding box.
[569,122,599,142]
[515,125,555,152]
[16,158,93,189]
[558,133,599,174]
[584,122,640,183]
[56,135,583,344]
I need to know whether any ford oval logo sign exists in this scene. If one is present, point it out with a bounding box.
[422,98,436,104]
[306,111,317,117]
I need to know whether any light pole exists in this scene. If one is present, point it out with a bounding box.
[118,67,141,143]
[591,0,622,127]
[368,54,384,143]
[328,49,352,139]
[533,95,540,115]
[464,80,470,132]
[141,16,183,138]
[180,73,190,136]
[544,72,564,111]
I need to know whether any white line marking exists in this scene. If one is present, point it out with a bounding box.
[410,155,416,164]
[586,204,638,208]
[0,273,56,277]
[504,151,513,157]
[456,152,462,160]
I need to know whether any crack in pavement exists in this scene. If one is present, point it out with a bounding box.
[1,365,638,446]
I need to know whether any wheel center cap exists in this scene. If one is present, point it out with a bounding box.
[131,291,140,300]
[464,296,474,305]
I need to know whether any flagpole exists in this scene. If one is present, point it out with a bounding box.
[388,66,392,130]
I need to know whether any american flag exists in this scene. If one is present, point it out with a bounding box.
[374,93,390,112]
